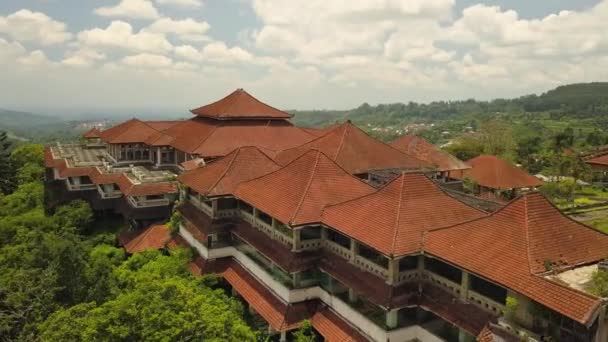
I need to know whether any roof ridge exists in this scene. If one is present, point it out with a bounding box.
[190,119,223,154]
[522,195,535,275]
[389,174,406,256]
[333,124,349,160]
[290,151,322,225]
[206,148,241,196]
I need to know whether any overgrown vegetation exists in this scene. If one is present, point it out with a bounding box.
[0,144,257,341]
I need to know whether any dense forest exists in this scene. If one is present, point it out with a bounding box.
[0,138,317,341]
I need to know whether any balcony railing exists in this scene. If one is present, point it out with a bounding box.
[127,196,170,208]
[354,255,389,278]
[468,290,505,316]
[97,185,122,199]
[298,238,322,250]
[188,195,214,217]
[322,240,351,260]
[422,272,462,297]
[397,270,421,284]
[66,180,96,191]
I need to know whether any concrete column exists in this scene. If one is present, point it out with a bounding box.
[594,305,607,342]
[461,271,470,300]
[348,288,358,303]
[386,309,399,329]
[156,147,161,166]
[292,272,301,288]
[279,331,287,342]
[417,255,425,271]
[321,227,328,241]
[211,199,218,217]
[458,328,469,342]
[387,257,399,285]
[292,229,301,251]
[349,240,358,262]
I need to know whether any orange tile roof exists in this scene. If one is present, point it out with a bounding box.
[452,155,543,190]
[322,173,486,257]
[126,182,177,197]
[311,307,370,342]
[191,88,291,120]
[157,117,315,158]
[476,324,519,342]
[390,135,470,172]
[584,152,608,167]
[99,119,161,144]
[180,158,205,171]
[221,261,311,332]
[124,224,172,253]
[235,150,376,226]
[274,122,432,175]
[82,127,101,138]
[178,146,280,197]
[424,192,608,325]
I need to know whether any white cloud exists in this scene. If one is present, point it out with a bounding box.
[201,42,253,63]
[156,0,203,8]
[78,21,172,53]
[122,53,173,67]
[0,9,72,45]
[0,38,26,62]
[17,50,52,67]
[175,45,203,61]
[62,48,106,67]
[145,17,210,42]
[95,0,159,20]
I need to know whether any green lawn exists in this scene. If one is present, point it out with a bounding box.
[586,217,608,234]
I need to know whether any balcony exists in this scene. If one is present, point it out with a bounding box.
[127,195,170,208]
[97,185,122,199]
[188,194,214,217]
[66,179,96,191]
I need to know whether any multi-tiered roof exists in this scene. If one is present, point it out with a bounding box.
[390,134,470,172]
[451,154,543,190]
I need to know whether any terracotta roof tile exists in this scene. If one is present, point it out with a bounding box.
[584,152,608,166]
[178,146,280,197]
[221,261,312,331]
[82,127,101,138]
[275,122,432,175]
[180,158,205,171]
[191,88,291,120]
[124,224,172,253]
[99,119,161,144]
[311,307,370,342]
[424,192,607,324]
[158,117,315,158]
[390,135,470,172]
[322,173,486,256]
[452,155,543,190]
[235,150,376,226]
[476,324,519,342]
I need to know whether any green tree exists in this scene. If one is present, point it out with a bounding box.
[293,320,317,342]
[53,200,94,234]
[589,270,608,297]
[0,131,15,194]
[39,251,256,342]
[10,144,44,171]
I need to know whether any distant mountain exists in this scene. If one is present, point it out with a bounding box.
[291,82,608,128]
[0,109,58,130]
[0,109,79,143]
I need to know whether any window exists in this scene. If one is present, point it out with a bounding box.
[217,197,237,210]
[239,201,253,214]
[425,258,462,284]
[326,229,350,249]
[470,275,507,304]
[358,243,388,268]
[398,256,418,272]
[300,226,321,240]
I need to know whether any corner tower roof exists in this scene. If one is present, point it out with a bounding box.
[190,88,292,120]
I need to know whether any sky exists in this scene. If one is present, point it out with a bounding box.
[0,0,606,117]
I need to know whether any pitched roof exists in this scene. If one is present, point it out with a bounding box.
[178,146,280,197]
[390,135,470,172]
[235,150,376,226]
[191,88,291,120]
[322,173,486,257]
[99,119,161,144]
[124,224,172,253]
[274,122,432,175]
[157,117,315,158]
[452,155,543,190]
[584,152,608,166]
[311,307,370,342]
[424,192,608,325]
[221,261,312,332]
[180,158,205,171]
[82,127,101,138]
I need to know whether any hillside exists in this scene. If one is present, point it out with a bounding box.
[0,109,78,143]
[291,82,608,129]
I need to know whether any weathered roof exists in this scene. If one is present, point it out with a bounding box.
[221,261,312,332]
[98,119,180,145]
[124,224,172,253]
[178,146,280,197]
[390,135,470,172]
[156,117,315,158]
[235,150,376,226]
[191,88,291,120]
[424,192,608,325]
[311,307,370,342]
[584,152,608,166]
[180,158,205,171]
[322,173,486,257]
[452,155,543,190]
[82,127,101,139]
[274,122,432,175]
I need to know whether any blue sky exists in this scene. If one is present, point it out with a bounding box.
[0,0,606,116]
